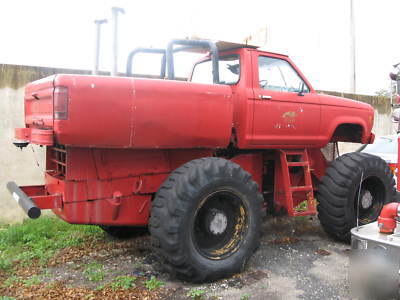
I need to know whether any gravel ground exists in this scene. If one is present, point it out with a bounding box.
[40,215,351,300]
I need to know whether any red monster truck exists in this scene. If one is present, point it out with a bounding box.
[8,39,395,282]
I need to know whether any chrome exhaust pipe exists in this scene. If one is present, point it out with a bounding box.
[7,181,41,219]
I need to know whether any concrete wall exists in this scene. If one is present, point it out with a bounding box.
[321,91,395,154]
[0,64,91,223]
[0,64,395,223]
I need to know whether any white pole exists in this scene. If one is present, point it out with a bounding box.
[111,7,125,77]
[93,19,107,75]
[350,0,356,93]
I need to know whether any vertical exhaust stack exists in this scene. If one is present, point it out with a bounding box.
[93,19,108,75]
[111,7,125,76]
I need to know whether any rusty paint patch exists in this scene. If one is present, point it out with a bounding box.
[282,111,297,123]
[274,123,296,129]
[211,205,247,258]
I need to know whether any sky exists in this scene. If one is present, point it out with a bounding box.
[0,0,399,95]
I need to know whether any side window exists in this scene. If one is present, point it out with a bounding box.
[258,56,310,93]
[191,55,240,84]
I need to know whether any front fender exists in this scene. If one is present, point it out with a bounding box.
[323,109,373,145]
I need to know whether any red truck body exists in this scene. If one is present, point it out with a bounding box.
[13,46,375,226]
[13,40,395,282]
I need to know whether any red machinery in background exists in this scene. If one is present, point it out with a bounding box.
[352,66,400,234]
[350,70,400,299]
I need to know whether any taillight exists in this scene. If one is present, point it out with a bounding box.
[54,86,68,120]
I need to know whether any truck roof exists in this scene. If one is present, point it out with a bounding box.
[183,40,258,53]
[215,41,259,51]
[187,40,288,57]
[215,41,289,58]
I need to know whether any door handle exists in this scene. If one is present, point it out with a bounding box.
[259,95,272,100]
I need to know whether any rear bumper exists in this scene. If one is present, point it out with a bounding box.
[15,127,53,146]
[6,181,61,219]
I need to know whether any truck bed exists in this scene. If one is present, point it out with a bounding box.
[19,75,234,149]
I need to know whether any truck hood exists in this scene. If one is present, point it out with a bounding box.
[318,93,373,111]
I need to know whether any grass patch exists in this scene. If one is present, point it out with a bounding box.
[22,275,42,287]
[187,288,206,299]
[145,276,164,291]
[110,275,136,290]
[1,275,20,288]
[83,262,105,282]
[2,274,42,288]
[0,216,102,272]
[240,293,251,300]
[294,200,308,212]
[95,284,106,291]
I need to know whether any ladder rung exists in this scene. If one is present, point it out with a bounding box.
[279,149,316,217]
[282,150,305,156]
[293,210,316,217]
[287,162,308,167]
[290,186,313,192]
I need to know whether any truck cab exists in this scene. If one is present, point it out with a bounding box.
[188,43,373,149]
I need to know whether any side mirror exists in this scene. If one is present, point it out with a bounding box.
[392,108,400,123]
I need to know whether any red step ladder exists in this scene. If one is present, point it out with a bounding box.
[278,149,316,217]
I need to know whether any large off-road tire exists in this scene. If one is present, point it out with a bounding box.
[98,225,147,239]
[149,157,263,282]
[317,152,396,242]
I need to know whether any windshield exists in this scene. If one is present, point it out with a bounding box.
[362,136,397,154]
[191,54,240,85]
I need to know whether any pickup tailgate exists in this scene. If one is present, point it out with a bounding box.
[24,75,55,129]
[15,76,55,146]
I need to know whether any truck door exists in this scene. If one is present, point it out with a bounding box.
[251,54,321,146]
